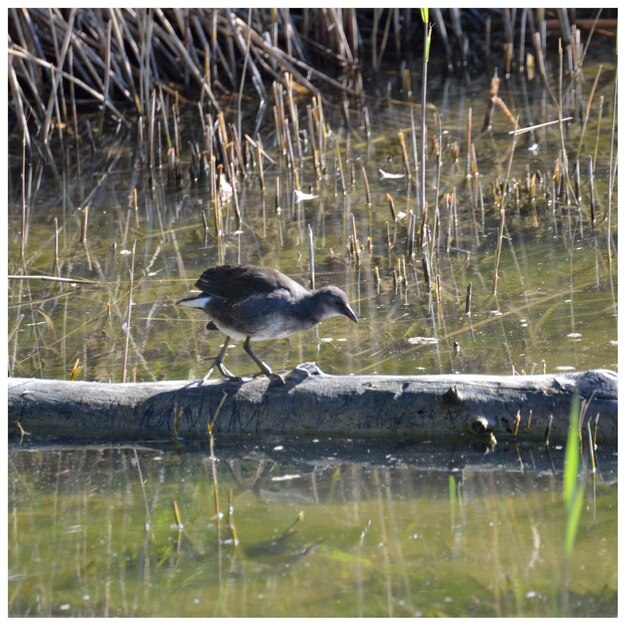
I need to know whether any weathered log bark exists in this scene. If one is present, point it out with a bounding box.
[8,365,617,443]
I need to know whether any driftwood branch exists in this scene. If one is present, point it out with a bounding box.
[8,365,617,443]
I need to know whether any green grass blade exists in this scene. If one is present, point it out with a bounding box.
[563,394,580,506]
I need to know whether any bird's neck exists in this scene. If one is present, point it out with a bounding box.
[296,290,328,324]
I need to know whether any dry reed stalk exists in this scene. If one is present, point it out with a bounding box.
[398,131,411,179]
[313,95,327,174]
[588,156,596,225]
[575,64,603,162]
[502,8,513,76]
[227,489,239,547]
[307,224,315,289]
[53,217,60,276]
[373,265,381,292]
[592,95,604,170]
[532,30,557,105]
[284,118,300,190]
[492,207,506,297]
[386,194,396,222]
[121,240,136,383]
[20,131,29,260]
[256,138,265,190]
[465,107,472,178]
[8,62,31,150]
[172,499,183,530]
[228,155,242,229]
[285,73,303,170]
[334,138,346,196]
[556,38,577,208]
[351,214,360,265]
[361,163,371,207]
[8,274,97,285]
[307,105,321,181]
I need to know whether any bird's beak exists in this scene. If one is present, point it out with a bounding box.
[343,303,358,323]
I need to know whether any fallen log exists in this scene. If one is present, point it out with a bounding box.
[8,365,617,443]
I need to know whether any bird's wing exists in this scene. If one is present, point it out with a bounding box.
[195,265,305,300]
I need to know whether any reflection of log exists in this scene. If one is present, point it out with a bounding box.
[8,366,617,443]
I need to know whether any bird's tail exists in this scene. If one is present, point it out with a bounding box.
[176,294,212,309]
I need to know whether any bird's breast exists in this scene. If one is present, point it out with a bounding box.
[207,293,315,341]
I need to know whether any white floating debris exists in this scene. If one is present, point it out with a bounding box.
[407,337,439,345]
[379,169,406,180]
[271,474,301,482]
[294,189,319,203]
[555,365,576,372]
[567,332,583,338]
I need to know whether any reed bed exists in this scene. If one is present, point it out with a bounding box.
[7,8,617,383]
[9,9,615,140]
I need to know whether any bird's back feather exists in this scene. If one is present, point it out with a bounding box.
[195,264,307,301]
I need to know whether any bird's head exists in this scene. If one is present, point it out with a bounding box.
[312,286,358,323]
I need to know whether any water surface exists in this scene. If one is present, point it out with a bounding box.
[8,438,618,617]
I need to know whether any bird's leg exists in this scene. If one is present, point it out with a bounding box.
[201,337,236,384]
[243,337,285,384]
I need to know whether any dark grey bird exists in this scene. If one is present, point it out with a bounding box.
[177,264,358,383]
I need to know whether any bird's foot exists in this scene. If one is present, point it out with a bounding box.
[217,363,237,379]
[268,372,286,385]
[199,361,238,385]
[251,365,285,385]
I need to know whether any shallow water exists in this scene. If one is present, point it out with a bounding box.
[8,438,617,617]
[7,38,617,618]
[7,57,617,383]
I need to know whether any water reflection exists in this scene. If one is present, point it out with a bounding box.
[9,438,617,617]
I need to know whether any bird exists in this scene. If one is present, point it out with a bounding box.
[177,264,358,384]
